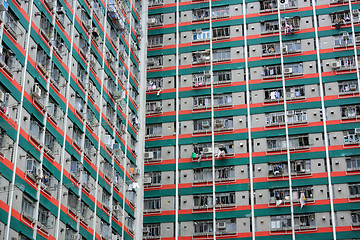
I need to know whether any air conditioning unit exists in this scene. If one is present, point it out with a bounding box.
[35,168,43,179]
[355,128,360,135]
[148,18,156,24]
[282,45,288,53]
[350,84,357,90]
[287,110,295,115]
[56,6,65,14]
[144,177,152,184]
[0,90,5,103]
[195,29,202,34]
[92,27,99,36]
[331,61,341,69]
[33,84,42,98]
[356,36,360,43]
[155,102,162,111]
[202,121,210,128]
[343,32,349,40]
[113,205,120,210]
[202,147,212,154]
[217,222,226,230]
[144,152,154,159]
[215,119,224,127]
[284,67,293,74]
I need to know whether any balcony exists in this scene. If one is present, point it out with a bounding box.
[192,50,211,64]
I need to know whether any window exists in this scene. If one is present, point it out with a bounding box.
[80,202,90,221]
[194,221,213,235]
[349,183,360,197]
[84,137,95,159]
[44,130,55,153]
[192,8,209,20]
[40,13,53,42]
[334,33,353,47]
[72,125,82,147]
[331,10,359,25]
[144,172,161,185]
[216,166,235,181]
[30,118,43,143]
[25,156,39,178]
[77,63,87,84]
[70,158,81,180]
[0,43,16,74]
[22,195,35,221]
[346,156,360,171]
[105,103,115,121]
[194,194,212,209]
[68,191,80,212]
[194,119,211,132]
[213,26,230,39]
[266,110,307,126]
[215,142,234,156]
[294,214,315,229]
[352,212,360,226]
[260,0,297,11]
[4,11,19,40]
[193,95,232,109]
[339,80,358,94]
[143,224,160,238]
[103,161,113,180]
[38,205,54,229]
[145,147,161,161]
[344,129,360,144]
[149,0,163,6]
[146,101,162,113]
[264,86,305,101]
[194,168,212,182]
[193,71,211,87]
[148,35,163,47]
[146,124,162,137]
[270,186,313,204]
[36,46,50,75]
[267,135,310,151]
[214,70,231,83]
[192,50,210,64]
[216,192,235,206]
[101,222,111,239]
[50,62,62,87]
[333,56,358,70]
[147,56,163,68]
[41,168,56,190]
[147,78,163,91]
[262,63,303,78]
[268,160,311,176]
[271,215,291,230]
[217,219,236,233]
[261,20,279,33]
[193,29,210,41]
[127,217,135,233]
[213,48,231,61]
[148,14,163,26]
[65,227,77,240]
[341,105,360,119]
[144,198,161,211]
[102,190,111,207]
[281,17,301,33]
[212,5,229,18]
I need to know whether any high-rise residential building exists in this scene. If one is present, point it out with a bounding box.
[144,0,360,239]
[0,0,147,239]
[3,0,360,238]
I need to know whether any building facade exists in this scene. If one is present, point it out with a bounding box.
[144,0,360,239]
[0,0,146,239]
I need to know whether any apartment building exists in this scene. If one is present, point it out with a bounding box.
[144,0,360,239]
[0,0,146,239]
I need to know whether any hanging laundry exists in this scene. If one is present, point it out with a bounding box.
[300,192,306,208]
